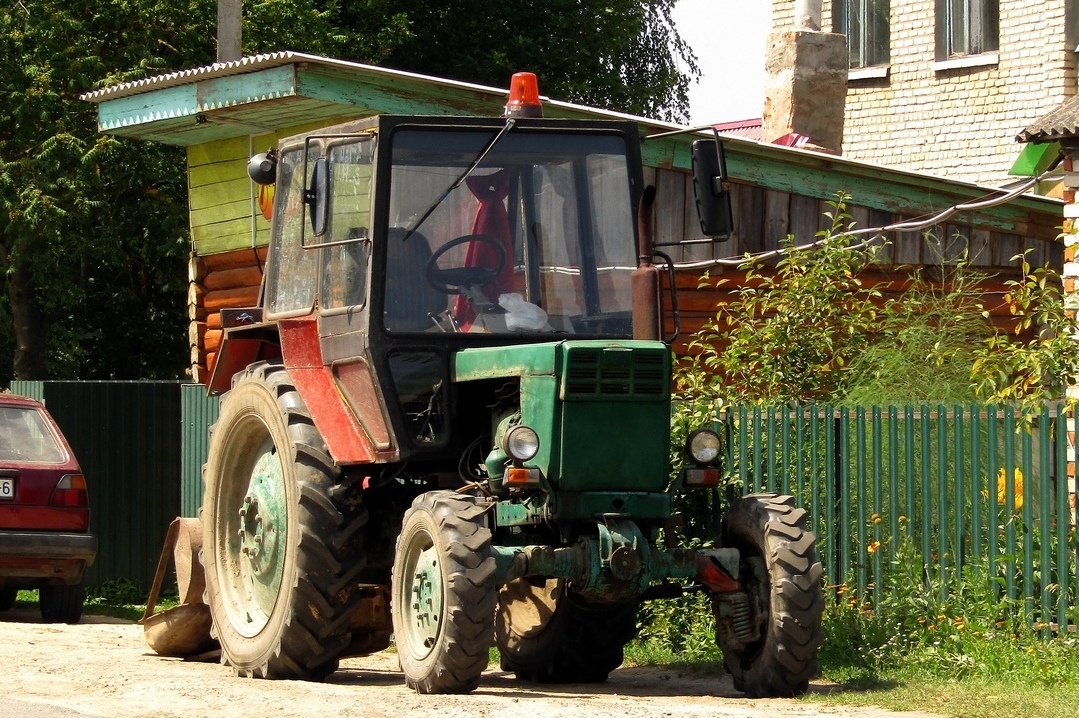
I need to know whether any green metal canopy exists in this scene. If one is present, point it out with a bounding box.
[83,51,1062,233]
[81,51,665,148]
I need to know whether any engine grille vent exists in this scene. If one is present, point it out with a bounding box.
[563,346,668,399]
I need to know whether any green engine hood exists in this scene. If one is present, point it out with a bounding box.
[453,340,672,493]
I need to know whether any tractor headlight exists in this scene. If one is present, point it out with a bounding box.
[503,424,540,462]
[686,429,721,465]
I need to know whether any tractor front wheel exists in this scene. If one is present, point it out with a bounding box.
[717,493,824,697]
[202,361,368,680]
[495,578,638,683]
[392,491,497,694]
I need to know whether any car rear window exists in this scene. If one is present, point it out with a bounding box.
[0,406,66,463]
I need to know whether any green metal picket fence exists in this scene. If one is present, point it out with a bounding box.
[722,404,1079,628]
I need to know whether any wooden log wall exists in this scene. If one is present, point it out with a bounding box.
[188,246,267,382]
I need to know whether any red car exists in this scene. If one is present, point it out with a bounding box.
[0,392,97,622]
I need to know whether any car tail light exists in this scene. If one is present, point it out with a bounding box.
[50,474,88,508]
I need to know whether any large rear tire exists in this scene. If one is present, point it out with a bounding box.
[495,578,638,683]
[392,491,496,694]
[202,361,369,680]
[717,493,823,697]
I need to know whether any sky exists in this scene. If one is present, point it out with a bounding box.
[671,0,770,125]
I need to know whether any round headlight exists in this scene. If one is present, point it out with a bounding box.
[687,429,721,465]
[503,424,540,462]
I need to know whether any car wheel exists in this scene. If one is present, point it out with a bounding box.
[39,583,85,623]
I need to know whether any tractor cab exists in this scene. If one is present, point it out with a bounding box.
[266,114,641,340]
[225,89,650,464]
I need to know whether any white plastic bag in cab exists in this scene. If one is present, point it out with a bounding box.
[498,293,549,331]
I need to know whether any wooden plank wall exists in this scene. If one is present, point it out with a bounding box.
[644,167,1061,358]
[664,268,1028,359]
[188,136,273,256]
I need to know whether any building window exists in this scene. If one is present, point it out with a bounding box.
[833,0,890,68]
[936,0,998,58]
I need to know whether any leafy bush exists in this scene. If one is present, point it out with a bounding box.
[649,200,1079,687]
[972,250,1079,418]
[85,578,146,606]
[682,198,882,406]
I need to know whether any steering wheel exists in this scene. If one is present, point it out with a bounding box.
[425,234,508,295]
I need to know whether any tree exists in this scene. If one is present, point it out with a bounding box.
[0,1,219,380]
[333,0,697,122]
[1,0,698,381]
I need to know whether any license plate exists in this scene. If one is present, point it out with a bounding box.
[0,478,14,500]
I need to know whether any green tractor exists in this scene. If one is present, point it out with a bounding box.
[200,73,823,697]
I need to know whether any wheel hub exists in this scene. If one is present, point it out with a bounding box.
[233,447,286,626]
[404,545,442,657]
[238,464,282,570]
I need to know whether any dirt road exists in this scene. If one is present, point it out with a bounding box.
[0,608,937,718]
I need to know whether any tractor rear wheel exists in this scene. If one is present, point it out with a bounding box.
[495,578,638,683]
[202,361,369,680]
[717,493,823,697]
[392,491,496,693]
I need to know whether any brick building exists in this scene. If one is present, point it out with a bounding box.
[770,1,1078,186]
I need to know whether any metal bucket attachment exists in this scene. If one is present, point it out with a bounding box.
[172,517,206,604]
[141,602,216,657]
[140,517,218,659]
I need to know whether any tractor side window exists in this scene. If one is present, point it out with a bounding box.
[587,154,636,316]
[266,147,318,315]
[321,138,374,311]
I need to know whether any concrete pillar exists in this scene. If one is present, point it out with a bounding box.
[761,30,848,154]
[217,0,242,62]
[793,0,822,31]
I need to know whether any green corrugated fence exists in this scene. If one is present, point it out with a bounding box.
[9,381,184,590]
[180,384,218,518]
[722,404,1079,629]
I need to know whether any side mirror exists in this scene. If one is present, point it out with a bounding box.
[691,139,733,238]
[305,156,329,236]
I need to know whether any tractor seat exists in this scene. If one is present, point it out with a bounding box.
[383,228,446,332]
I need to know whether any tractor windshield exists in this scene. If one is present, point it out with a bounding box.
[383,127,637,337]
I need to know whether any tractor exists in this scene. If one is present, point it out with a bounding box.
[199,72,823,697]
